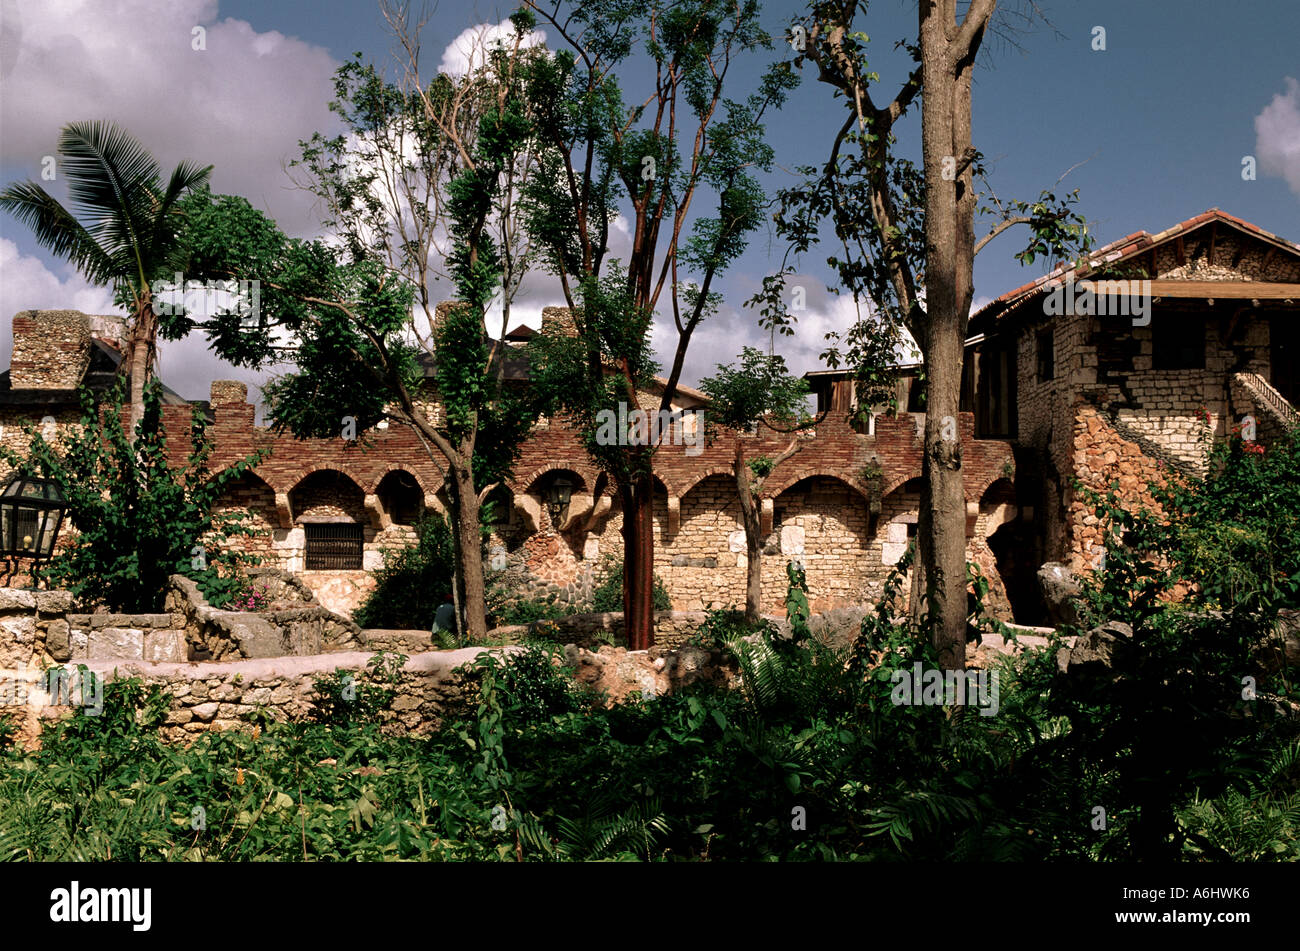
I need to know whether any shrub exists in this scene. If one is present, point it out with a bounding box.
[497,596,579,626]
[590,554,672,613]
[0,378,267,612]
[310,651,408,726]
[688,607,774,650]
[353,514,455,629]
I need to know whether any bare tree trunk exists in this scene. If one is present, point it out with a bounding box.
[919,0,984,671]
[127,297,156,437]
[734,442,763,622]
[622,470,656,651]
[451,459,488,643]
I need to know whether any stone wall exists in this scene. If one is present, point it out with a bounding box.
[0,588,75,668]
[1064,404,1182,575]
[166,573,361,660]
[0,310,1017,623]
[8,310,91,390]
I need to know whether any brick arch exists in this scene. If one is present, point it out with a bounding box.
[278,462,371,500]
[209,469,283,540]
[968,466,1016,505]
[881,470,923,498]
[206,465,274,493]
[977,476,1016,504]
[677,467,735,500]
[763,469,872,505]
[286,467,368,524]
[512,464,599,495]
[363,463,440,496]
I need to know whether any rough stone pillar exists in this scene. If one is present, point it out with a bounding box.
[9,310,91,390]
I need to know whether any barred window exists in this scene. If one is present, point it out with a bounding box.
[304,522,363,570]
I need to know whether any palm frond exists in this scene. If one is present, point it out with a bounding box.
[147,161,213,263]
[58,120,163,274]
[0,180,117,284]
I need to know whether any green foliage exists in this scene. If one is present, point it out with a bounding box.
[187,547,262,609]
[311,652,408,727]
[0,379,266,612]
[784,561,811,645]
[687,607,775,650]
[353,514,455,630]
[700,347,811,434]
[590,554,672,613]
[496,596,580,626]
[1162,424,1300,613]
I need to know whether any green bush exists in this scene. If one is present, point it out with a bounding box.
[0,379,266,612]
[353,514,455,630]
[310,651,408,726]
[590,554,672,613]
[496,596,579,626]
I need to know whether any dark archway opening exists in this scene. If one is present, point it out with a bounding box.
[987,518,1046,625]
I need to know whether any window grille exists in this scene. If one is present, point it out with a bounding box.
[304,523,363,570]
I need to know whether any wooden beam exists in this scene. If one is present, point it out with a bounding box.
[1175,235,1185,266]
[1208,221,1217,266]
[1084,280,1300,300]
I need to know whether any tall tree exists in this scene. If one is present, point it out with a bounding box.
[0,121,212,434]
[174,13,544,642]
[765,0,1092,668]
[699,347,814,621]
[522,0,796,649]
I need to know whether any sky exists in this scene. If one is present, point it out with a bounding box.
[0,0,1297,414]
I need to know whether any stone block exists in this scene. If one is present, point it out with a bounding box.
[143,630,188,663]
[35,590,73,614]
[45,619,71,662]
[780,524,805,555]
[87,627,143,661]
[191,702,219,722]
[1,615,37,644]
[0,589,36,611]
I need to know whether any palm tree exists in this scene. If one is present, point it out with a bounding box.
[0,120,212,435]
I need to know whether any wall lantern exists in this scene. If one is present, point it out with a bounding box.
[0,475,67,564]
[545,476,573,527]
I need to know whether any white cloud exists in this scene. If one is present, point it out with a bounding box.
[646,282,920,390]
[438,19,546,78]
[0,236,276,406]
[0,0,341,236]
[1255,76,1300,198]
[0,238,115,365]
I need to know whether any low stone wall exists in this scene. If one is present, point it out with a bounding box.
[166,574,362,660]
[66,611,188,663]
[0,647,501,748]
[359,629,436,653]
[0,588,75,668]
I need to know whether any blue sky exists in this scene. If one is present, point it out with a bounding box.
[1,0,1296,404]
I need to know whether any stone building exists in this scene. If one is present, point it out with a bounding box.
[5,208,1291,627]
[964,208,1300,620]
